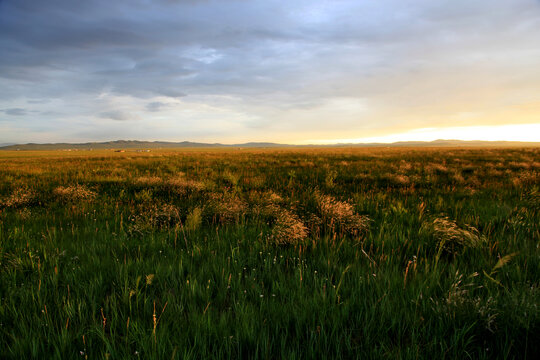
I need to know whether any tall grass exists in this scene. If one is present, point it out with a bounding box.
[0,147,538,359]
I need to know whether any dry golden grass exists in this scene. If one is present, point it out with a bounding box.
[316,194,369,237]
[399,160,413,171]
[393,174,410,185]
[167,176,207,194]
[135,176,163,186]
[425,217,484,256]
[253,190,283,206]
[207,192,247,223]
[53,185,97,202]
[451,171,465,184]
[1,188,37,208]
[270,208,308,245]
[127,203,181,234]
[427,163,449,174]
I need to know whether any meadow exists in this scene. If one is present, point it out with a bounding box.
[0,147,538,359]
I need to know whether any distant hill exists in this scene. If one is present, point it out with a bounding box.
[0,140,225,151]
[0,139,538,150]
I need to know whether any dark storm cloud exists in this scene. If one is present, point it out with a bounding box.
[0,0,539,143]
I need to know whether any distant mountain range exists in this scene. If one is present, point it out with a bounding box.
[0,139,538,151]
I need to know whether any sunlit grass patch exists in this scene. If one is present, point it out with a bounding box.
[269,208,308,245]
[134,176,162,186]
[166,176,207,194]
[206,192,247,224]
[53,184,97,202]
[126,203,181,235]
[422,217,485,259]
[1,187,38,208]
[315,193,370,238]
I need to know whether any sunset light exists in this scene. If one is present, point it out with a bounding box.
[312,123,540,144]
[1,1,539,357]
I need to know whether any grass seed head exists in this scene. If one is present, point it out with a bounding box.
[53,185,96,202]
[135,176,162,186]
[167,177,206,195]
[1,188,37,208]
[428,217,485,255]
[207,192,247,224]
[270,209,308,245]
[316,194,369,237]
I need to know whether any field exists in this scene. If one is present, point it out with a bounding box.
[0,147,538,359]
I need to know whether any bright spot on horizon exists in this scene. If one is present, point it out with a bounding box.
[309,124,540,145]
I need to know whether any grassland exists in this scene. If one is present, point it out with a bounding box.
[0,147,538,359]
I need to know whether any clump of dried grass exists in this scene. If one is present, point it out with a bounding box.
[511,172,539,187]
[153,203,181,228]
[508,161,531,170]
[134,176,162,186]
[399,160,412,171]
[425,217,485,257]
[316,194,369,237]
[127,203,181,235]
[1,188,37,208]
[252,190,283,206]
[248,190,284,217]
[451,171,465,184]
[393,174,410,185]
[242,175,266,188]
[207,192,247,224]
[54,185,96,202]
[521,188,539,213]
[430,271,498,333]
[167,177,206,195]
[270,208,308,245]
[428,163,449,174]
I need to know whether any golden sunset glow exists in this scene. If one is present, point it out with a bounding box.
[311,123,540,145]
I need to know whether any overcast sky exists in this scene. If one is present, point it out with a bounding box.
[1,0,539,144]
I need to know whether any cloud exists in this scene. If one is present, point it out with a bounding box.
[3,108,27,116]
[146,102,166,112]
[99,110,133,121]
[0,0,539,143]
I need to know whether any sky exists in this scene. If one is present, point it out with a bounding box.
[1,0,539,145]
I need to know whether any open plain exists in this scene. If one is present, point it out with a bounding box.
[0,147,538,359]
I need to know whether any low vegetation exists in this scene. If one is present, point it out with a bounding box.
[0,147,538,358]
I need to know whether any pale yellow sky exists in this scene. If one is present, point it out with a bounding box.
[309,124,540,144]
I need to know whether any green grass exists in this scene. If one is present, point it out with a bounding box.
[0,147,538,359]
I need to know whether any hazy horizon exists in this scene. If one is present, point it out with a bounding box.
[1,0,540,144]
